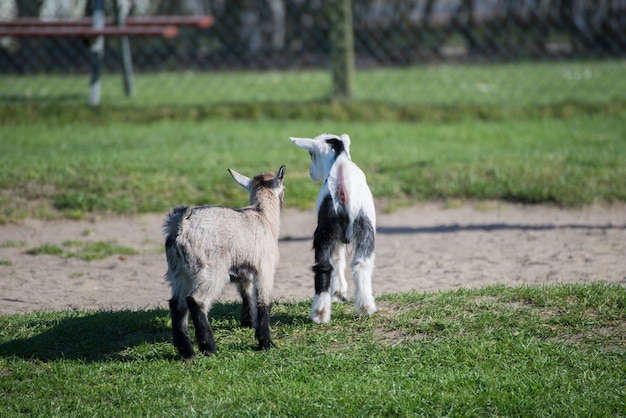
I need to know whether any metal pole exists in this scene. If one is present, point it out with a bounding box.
[115,0,135,97]
[89,0,105,106]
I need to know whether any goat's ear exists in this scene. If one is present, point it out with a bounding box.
[228,168,252,192]
[340,134,352,158]
[289,137,316,151]
[340,134,351,148]
[275,165,286,185]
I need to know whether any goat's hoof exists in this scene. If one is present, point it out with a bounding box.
[176,342,196,359]
[179,349,195,360]
[357,304,377,316]
[199,344,217,356]
[311,312,330,324]
[311,292,332,324]
[258,339,275,350]
[332,293,348,303]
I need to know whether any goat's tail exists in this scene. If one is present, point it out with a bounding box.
[163,205,192,268]
[328,158,357,243]
[163,205,190,240]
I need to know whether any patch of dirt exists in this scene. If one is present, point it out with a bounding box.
[1,202,625,314]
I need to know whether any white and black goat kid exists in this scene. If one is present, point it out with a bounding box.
[290,134,376,324]
[163,165,286,358]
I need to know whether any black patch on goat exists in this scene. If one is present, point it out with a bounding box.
[239,294,255,328]
[352,211,376,259]
[230,263,257,328]
[187,295,217,355]
[325,137,346,157]
[256,303,274,350]
[311,197,376,299]
[164,234,177,254]
[169,298,195,359]
[312,195,343,294]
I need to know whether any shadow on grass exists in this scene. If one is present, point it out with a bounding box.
[0,308,172,362]
[0,301,305,362]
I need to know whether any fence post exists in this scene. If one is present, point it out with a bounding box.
[89,0,105,106]
[327,0,354,102]
[114,0,135,97]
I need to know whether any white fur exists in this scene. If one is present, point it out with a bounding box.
[310,292,331,324]
[290,133,377,323]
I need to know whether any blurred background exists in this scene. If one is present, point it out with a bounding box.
[1,0,625,106]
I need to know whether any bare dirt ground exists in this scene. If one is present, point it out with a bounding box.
[1,202,625,315]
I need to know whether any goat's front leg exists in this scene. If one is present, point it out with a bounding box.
[311,241,335,324]
[169,297,195,359]
[311,198,343,324]
[186,295,217,355]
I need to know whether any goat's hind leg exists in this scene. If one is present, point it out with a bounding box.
[169,296,195,359]
[254,276,275,350]
[235,278,257,329]
[311,198,342,324]
[351,214,377,316]
[311,248,334,324]
[351,254,376,316]
[186,295,217,355]
[255,301,275,350]
[330,244,348,302]
[186,271,225,356]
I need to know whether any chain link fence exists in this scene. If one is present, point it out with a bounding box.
[1,0,625,106]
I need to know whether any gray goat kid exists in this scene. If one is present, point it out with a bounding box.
[163,165,286,358]
[290,134,376,324]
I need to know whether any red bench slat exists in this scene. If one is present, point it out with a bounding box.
[0,15,213,29]
[0,26,179,38]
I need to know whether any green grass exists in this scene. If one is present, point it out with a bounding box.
[25,240,138,261]
[1,60,625,221]
[0,283,624,416]
[2,62,623,416]
[2,60,625,107]
[0,61,626,417]
[0,240,26,248]
[1,114,625,222]
[355,60,626,106]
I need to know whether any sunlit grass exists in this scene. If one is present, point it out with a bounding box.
[356,60,626,106]
[1,60,624,107]
[26,240,138,260]
[0,283,624,416]
[1,60,625,221]
[1,113,625,222]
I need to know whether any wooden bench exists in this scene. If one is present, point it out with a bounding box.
[1,14,214,105]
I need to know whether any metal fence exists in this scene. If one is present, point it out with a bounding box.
[1,0,625,106]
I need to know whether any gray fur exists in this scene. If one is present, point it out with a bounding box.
[163,165,286,358]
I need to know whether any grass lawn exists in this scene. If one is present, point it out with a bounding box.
[0,283,624,416]
[1,61,625,416]
[2,60,625,107]
[1,113,625,222]
[2,60,625,222]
